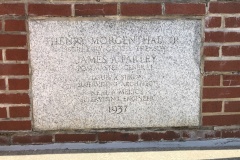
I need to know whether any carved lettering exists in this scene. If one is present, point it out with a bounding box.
[46,37,84,46]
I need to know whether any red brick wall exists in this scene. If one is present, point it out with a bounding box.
[203,2,240,128]
[0,1,239,145]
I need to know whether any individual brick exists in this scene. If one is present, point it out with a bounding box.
[0,94,30,104]
[141,131,180,141]
[203,75,220,86]
[0,35,26,47]
[222,130,240,138]
[225,17,240,28]
[98,132,138,142]
[223,75,240,86]
[222,46,240,56]
[5,49,28,61]
[202,101,222,113]
[203,88,240,99]
[209,2,240,13]
[9,106,30,118]
[12,135,52,144]
[5,20,26,31]
[75,4,117,16]
[121,3,162,16]
[203,115,240,126]
[165,3,205,15]
[204,131,221,139]
[0,4,25,15]
[205,17,221,28]
[203,46,219,57]
[204,61,240,72]
[224,101,240,112]
[8,79,29,90]
[55,134,96,142]
[205,31,240,42]
[0,121,31,130]
[205,32,224,42]
[28,4,71,16]
[0,64,29,75]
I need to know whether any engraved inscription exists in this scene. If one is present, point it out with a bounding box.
[109,105,128,114]
[44,35,165,113]
[30,19,201,130]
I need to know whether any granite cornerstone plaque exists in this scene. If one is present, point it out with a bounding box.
[29,19,201,130]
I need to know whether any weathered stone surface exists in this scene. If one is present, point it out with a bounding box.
[29,19,201,130]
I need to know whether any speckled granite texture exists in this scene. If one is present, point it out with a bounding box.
[29,19,201,130]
